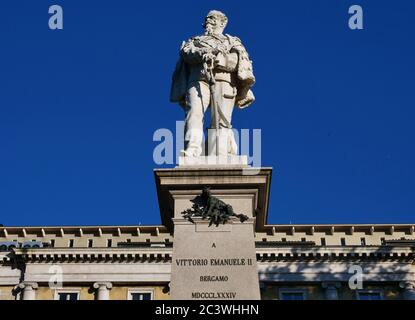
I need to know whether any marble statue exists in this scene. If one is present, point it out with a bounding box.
[170,10,255,158]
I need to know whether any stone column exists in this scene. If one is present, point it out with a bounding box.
[322,282,341,300]
[18,282,38,300]
[399,281,415,300]
[93,282,112,300]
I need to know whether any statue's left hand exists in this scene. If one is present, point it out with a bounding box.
[203,52,218,68]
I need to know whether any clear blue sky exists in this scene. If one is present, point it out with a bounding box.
[0,0,414,226]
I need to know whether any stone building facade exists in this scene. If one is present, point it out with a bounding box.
[1,223,414,300]
[1,167,414,300]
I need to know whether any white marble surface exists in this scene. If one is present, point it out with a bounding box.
[178,155,248,167]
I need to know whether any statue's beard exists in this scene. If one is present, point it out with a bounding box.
[205,24,222,36]
[205,24,214,35]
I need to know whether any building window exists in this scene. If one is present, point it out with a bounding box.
[356,290,383,300]
[69,239,74,248]
[107,239,112,247]
[55,290,80,301]
[321,238,326,246]
[360,238,366,246]
[380,237,385,245]
[127,289,154,300]
[279,289,306,300]
[301,238,306,242]
[341,238,346,246]
[88,239,93,248]
[50,239,55,247]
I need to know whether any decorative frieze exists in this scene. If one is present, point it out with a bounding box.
[13,248,173,263]
[256,246,414,261]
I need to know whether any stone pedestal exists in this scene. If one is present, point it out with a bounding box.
[178,155,248,167]
[154,166,272,232]
[154,166,272,300]
[170,217,259,300]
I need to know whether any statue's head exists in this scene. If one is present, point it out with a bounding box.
[203,10,228,36]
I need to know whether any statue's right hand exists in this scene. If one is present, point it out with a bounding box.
[211,47,220,55]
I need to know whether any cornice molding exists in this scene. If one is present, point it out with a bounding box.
[12,247,173,263]
[256,246,415,262]
[5,245,414,264]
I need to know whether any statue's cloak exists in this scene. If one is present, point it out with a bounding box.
[170,35,256,109]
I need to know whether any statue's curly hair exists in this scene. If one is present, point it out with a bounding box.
[206,10,228,27]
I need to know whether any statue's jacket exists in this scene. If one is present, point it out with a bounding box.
[170,34,255,108]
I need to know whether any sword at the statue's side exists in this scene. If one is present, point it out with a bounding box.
[204,56,220,156]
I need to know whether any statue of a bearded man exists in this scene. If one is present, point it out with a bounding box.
[170,10,255,158]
